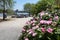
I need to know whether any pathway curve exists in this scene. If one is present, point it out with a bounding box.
[0,17,32,40]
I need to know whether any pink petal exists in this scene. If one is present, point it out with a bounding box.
[41,27,46,33]
[32,33,37,36]
[47,28,53,33]
[25,38,29,40]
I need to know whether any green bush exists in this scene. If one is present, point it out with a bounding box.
[19,12,60,40]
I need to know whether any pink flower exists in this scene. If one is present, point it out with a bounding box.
[31,21,34,24]
[32,27,36,30]
[32,23,35,26]
[40,20,46,24]
[40,20,52,25]
[49,18,52,21]
[32,25,39,30]
[39,11,45,16]
[27,29,34,34]
[33,20,36,23]
[22,28,26,32]
[26,21,31,25]
[54,16,59,20]
[27,29,32,32]
[32,33,37,36]
[44,21,47,24]
[40,20,44,24]
[41,27,46,33]
[25,38,29,40]
[35,25,39,28]
[47,28,53,33]
[28,30,34,34]
[46,21,52,25]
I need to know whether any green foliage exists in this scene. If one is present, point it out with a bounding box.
[0,9,3,13]
[24,3,31,12]
[0,0,14,13]
[42,15,50,20]
[24,0,60,16]
[6,9,14,15]
[55,0,60,8]
[0,9,14,15]
[0,0,15,20]
[24,0,49,16]
[19,11,60,40]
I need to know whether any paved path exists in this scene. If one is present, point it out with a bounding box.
[0,17,32,40]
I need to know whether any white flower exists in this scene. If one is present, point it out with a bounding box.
[45,13,48,15]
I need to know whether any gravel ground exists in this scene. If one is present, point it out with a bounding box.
[0,17,32,40]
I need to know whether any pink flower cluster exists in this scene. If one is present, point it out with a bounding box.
[47,28,53,33]
[26,21,31,25]
[24,32,37,40]
[32,33,37,36]
[32,25,39,30]
[32,23,35,26]
[41,27,46,33]
[26,20,36,25]
[27,29,34,34]
[25,38,29,40]
[24,27,53,40]
[27,29,37,37]
[39,11,45,16]
[54,16,59,20]
[22,28,26,32]
[31,20,36,24]
[41,27,53,33]
[40,20,52,25]
[49,18,52,21]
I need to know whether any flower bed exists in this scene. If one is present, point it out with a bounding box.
[19,12,60,40]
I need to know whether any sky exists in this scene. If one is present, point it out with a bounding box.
[14,0,38,11]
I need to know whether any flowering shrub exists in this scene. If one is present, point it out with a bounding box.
[19,12,60,40]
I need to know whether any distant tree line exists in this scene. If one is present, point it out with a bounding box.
[24,0,60,16]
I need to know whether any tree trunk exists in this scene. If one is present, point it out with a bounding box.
[3,0,6,20]
[3,10,5,20]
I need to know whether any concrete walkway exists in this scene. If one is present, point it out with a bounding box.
[0,17,32,40]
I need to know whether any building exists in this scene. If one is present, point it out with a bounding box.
[15,10,29,18]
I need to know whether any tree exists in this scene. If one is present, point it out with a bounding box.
[6,9,15,15]
[36,0,47,12]
[24,3,31,12]
[55,0,60,8]
[24,3,37,16]
[24,3,32,16]
[30,4,37,16]
[24,0,60,16]
[0,0,14,20]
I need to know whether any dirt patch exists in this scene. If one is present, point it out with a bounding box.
[0,19,12,22]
